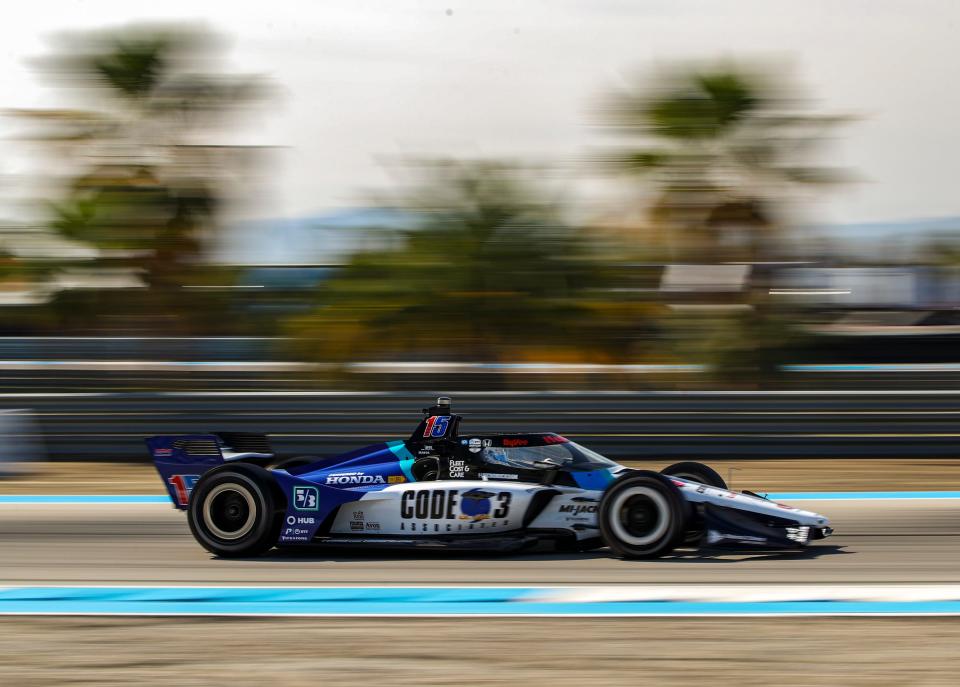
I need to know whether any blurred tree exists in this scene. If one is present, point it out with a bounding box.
[604,63,848,262]
[287,162,661,369]
[12,23,268,333]
[600,63,851,385]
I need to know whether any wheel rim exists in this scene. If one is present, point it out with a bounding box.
[609,486,670,546]
[203,483,257,540]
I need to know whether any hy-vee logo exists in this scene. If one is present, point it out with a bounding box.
[325,472,387,486]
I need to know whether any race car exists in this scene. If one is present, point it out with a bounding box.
[147,397,832,559]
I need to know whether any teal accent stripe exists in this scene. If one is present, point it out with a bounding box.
[387,440,417,482]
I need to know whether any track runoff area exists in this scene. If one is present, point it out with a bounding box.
[2,491,960,617]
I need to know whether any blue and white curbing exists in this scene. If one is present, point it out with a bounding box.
[3,585,960,616]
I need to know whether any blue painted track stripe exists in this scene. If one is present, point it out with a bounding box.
[0,495,169,504]
[4,491,960,505]
[3,587,960,616]
[766,491,960,500]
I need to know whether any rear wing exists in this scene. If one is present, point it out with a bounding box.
[147,435,224,509]
[147,432,275,509]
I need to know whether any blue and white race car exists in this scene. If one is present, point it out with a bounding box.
[148,397,832,559]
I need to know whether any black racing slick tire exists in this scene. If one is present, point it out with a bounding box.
[599,471,686,559]
[660,461,727,489]
[187,464,284,558]
[660,461,726,546]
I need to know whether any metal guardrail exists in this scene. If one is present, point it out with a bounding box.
[3,390,960,461]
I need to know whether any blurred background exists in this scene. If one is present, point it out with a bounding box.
[3,1,960,463]
[7,5,960,686]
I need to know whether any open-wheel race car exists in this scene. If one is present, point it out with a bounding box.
[148,397,832,559]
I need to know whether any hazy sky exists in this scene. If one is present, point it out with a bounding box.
[2,0,959,225]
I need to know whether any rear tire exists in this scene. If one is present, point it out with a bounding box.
[187,464,283,558]
[599,471,686,559]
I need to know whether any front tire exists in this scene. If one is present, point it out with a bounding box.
[187,464,283,558]
[660,461,727,489]
[599,471,686,559]
[660,461,727,547]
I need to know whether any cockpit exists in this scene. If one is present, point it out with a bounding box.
[479,437,617,472]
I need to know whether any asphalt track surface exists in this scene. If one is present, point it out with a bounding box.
[2,498,957,586]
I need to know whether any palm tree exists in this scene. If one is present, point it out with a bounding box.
[14,23,268,333]
[605,63,847,262]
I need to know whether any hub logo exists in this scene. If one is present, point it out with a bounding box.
[293,486,319,511]
[286,515,316,526]
[325,472,386,486]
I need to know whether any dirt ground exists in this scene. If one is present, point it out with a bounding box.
[4,458,960,494]
[1,616,958,686]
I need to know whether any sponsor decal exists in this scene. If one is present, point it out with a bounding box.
[559,503,598,516]
[167,474,200,506]
[422,415,450,438]
[365,522,381,531]
[352,510,364,521]
[479,473,518,480]
[153,448,173,457]
[281,526,310,541]
[467,438,482,453]
[286,515,315,526]
[448,459,469,478]
[707,530,767,545]
[543,435,568,444]
[399,488,511,521]
[350,520,364,531]
[388,475,407,484]
[293,486,319,511]
[696,485,707,494]
[460,489,492,521]
[325,472,386,486]
[502,438,528,447]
